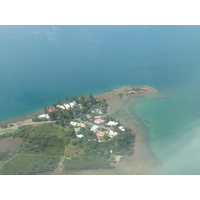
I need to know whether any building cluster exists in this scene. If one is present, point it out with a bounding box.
[56,101,76,109]
[37,101,126,143]
[37,102,76,119]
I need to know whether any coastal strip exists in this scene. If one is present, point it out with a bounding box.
[0,85,163,175]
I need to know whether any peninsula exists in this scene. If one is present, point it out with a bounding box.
[0,85,160,175]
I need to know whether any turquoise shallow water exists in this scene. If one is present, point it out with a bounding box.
[133,92,200,174]
[1,25,200,174]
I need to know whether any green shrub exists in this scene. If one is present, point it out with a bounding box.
[1,154,60,175]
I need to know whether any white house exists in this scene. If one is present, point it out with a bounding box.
[57,101,76,110]
[107,121,118,126]
[38,114,50,119]
[109,130,118,137]
[119,126,125,131]
[69,102,76,107]
[76,134,83,138]
[91,125,99,132]
[94,115,103,119]
[70,121,78,126]
[57,105,65,109]
[64,104,71,109]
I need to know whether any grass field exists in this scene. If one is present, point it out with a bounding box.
[0,129,17,135]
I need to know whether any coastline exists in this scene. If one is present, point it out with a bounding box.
[94,85,164,175]
[0,85,158,127]
[38,85,164,175]
[1,85,164,175]
[0,109,44,127]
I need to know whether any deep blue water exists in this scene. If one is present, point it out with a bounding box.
[1,25,200,174]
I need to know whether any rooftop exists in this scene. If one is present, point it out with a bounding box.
[76,134,83,138]
[107,121,118,126]
[47,108,55,113]
[96,130,106,137]
[94,119,105,124]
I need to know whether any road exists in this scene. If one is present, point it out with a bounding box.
[0,121,55,132]
[1,118,111,133]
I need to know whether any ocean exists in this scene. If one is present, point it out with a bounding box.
[1,25,200,174]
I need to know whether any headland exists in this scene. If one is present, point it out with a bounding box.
[0,85,164,175]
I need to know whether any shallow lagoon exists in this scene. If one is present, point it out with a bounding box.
[1,26,200,174]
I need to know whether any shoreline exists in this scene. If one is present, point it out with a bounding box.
[1,85,164,174]
[95,85,164,175]
[0,109,44,127]
[37,85,164,175]
[0,85,159,127]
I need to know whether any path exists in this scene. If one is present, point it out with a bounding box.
[54,147,69,173]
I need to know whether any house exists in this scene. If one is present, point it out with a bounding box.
[57,101,76,110]
[78,122,86,128]
[96,130,105,140]
[109,130,118,137]
[69,102,76,107]
[38,114,50,119]
[47,108,55,113]
[91,125,99,132]
[94,119,105,124]
[63,104,71,109]
[119,126,125,131]
[94,115,103,119]
[76,134,83,138]
[57,105,65,109]
[107,121,118,126]
[70,121,78,126]
[86,114,92,119]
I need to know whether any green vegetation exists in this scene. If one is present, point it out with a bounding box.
[0,130,16,139]
[0,124,67,175]
[14,123,67,139]
[0,93,136,174]
[64,156,114,170]
[0,124,8,129]
[1,154,60,175]
[0,151,12,162]
[0,129,17,135]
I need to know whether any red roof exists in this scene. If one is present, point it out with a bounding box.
[47,108,55,113]
[96,131,105,137]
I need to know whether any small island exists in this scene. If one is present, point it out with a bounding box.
[0,85,158,175]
